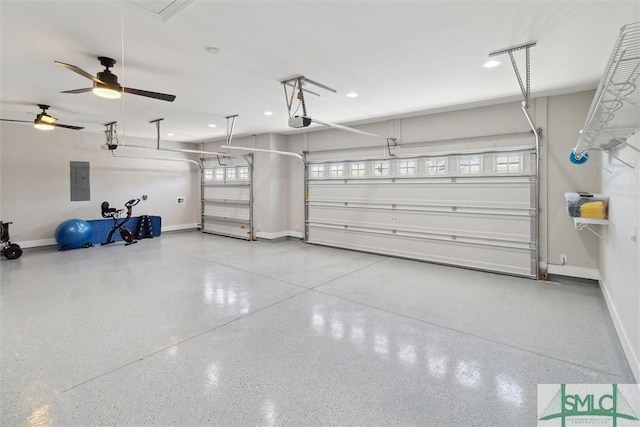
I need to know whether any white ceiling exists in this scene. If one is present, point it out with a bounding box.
[1,1,638,143]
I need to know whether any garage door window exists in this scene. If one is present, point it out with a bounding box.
[310,165,325,178]
[458,156,482,174]
[426,158,448,175]
[238,167,249,180]
[373,161,389,176]
[330,164,344,177]
[351,162,366,176]
[495,154,523,173]
[398,160,417,175]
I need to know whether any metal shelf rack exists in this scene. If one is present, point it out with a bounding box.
[572,217,609,239]
[571,22,640,168]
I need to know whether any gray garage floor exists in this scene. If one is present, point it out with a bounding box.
[1,231,635,426]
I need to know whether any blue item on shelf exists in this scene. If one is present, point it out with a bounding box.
[569,150,589,165]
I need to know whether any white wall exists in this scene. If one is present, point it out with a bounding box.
[599,132,640,381]
[546,90,601,279]
[0,122,201,247]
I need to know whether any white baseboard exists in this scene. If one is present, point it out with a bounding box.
[20,238,57,249]
[19,224,199,248]
[600,279,640,382]
[161,223,199,232]
[546,264,600,280]
[256,230,303,240]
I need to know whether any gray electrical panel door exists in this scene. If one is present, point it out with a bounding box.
[70,161,90,201]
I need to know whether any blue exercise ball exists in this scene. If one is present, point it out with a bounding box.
[55,219,93,250]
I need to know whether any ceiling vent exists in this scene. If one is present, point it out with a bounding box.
[128,0,194,22]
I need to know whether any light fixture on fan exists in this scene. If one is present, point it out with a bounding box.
[34,109,57,130]
[34,119,55,130]
[92,82,122,99]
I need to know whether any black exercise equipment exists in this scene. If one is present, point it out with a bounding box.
[134,215,154,240]
[1,221,23,260]
[101,199,140,246]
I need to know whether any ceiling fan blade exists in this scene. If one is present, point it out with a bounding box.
[54,123,84,130]
[123,87,176,102]
[55,61,105,84]
[61,88,93,94]
[0,119,31,124]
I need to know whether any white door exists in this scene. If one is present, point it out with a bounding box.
[202,164,253,240]
[306,149,537,277]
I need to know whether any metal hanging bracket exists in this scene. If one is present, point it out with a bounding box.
[281,76,337,123]
[225,115,238,147]
[597,138,638,169]
[489,41,537,108]
[282,76,337,108]
[218,114,241,165]
[280,75,398,144]
[102,121,118,150]
[149,118,164,149]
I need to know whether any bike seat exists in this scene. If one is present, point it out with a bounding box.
[101,201,122,218]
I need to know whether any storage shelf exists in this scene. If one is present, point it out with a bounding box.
[572,217,609,239]
[572,217,609,225]
[572,22,640,166]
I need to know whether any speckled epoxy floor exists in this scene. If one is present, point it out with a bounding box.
[1,231,635,426]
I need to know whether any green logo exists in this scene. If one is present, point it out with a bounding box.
[539,384,639,427]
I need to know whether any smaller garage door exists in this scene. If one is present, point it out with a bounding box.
[202,164,253,240]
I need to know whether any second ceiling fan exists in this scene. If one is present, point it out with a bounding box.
[55,56,176,102]
[0,104,84,130]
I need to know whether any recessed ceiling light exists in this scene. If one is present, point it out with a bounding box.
[206,46,221,55]
[264,111,273,116]
[208,124,217,128]
[346,92,359,98]
[483,60,501,68]
[167,132,175,136]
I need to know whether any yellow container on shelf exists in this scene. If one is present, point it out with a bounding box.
[579,201,607,219]
[564,192,608,219]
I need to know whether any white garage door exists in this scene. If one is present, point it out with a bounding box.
[306,148,537,278]
[202,164,253,240]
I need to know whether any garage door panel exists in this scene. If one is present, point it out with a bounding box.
[202,219,250,240]
[308,226,533,277]
[308,206,531,239]
[203,185,250,201]
[203,203,250,221]
[309,181,533,207]
[306,151,537,278]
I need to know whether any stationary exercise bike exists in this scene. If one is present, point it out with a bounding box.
[101,199,140,246]
[1,221,22,259]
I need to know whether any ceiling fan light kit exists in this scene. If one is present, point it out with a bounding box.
[38,113,56,124]
[56,56,176,102]
[33,119,55,130]
[92,83,122,99]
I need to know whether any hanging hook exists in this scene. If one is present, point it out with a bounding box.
[149,118,164,149]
